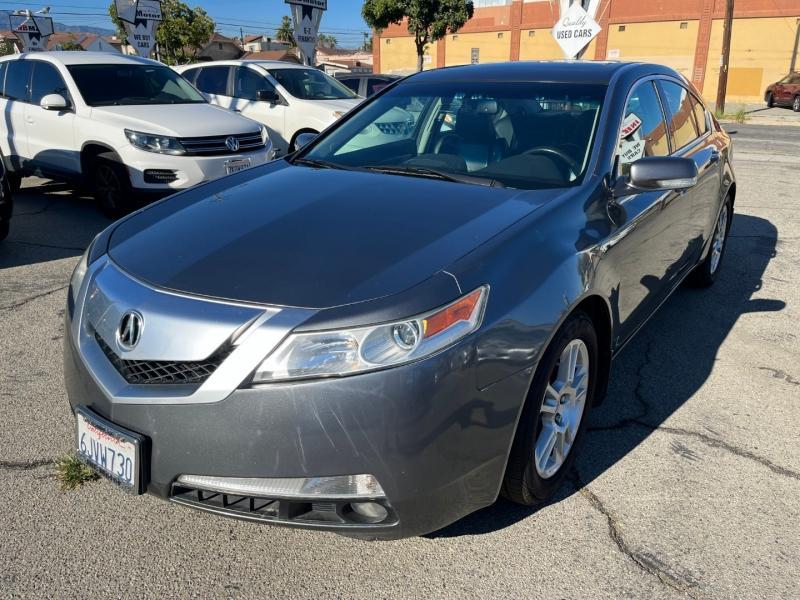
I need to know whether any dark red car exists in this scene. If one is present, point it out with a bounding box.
[765,72,800,111]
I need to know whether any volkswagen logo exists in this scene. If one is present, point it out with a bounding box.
[117,311,144,352]
[225,136,240,152]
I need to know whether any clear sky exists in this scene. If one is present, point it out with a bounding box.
[4,0,371,48]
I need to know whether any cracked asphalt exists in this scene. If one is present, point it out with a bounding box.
[1,124,798,599]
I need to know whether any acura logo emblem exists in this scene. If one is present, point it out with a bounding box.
[117,311,143,351]
[225,136,240,152]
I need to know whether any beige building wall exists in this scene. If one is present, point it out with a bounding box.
[519,28,567,60]
[605,20,700,79]
[702,17,798,104]
[380,37,438,74]
[445,31,512,66]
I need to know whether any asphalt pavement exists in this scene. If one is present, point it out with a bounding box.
[1,125,798,599]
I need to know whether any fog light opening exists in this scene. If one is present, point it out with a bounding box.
[346,501,389,524]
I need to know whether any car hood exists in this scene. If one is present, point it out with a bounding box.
[108,163,558,309]
[90,104,260,137]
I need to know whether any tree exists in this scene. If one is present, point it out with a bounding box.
[109,0,215,64]
[275,15,295,47]
[0,39,17,56]
[362,32,373,52]
[317,33,337,49]
[60,40,86,51]
[362,0,474,71]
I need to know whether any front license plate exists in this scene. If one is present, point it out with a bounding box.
[75,407,145,494]
[225,158,252,175]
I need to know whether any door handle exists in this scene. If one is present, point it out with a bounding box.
[26,116,34,124]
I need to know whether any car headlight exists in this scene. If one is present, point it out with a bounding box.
[252,286,488,384]
[260,124,270,145]
[125,129,185,155]
[69,245,90,297]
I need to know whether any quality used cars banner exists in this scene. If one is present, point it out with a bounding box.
[115,0,163,58]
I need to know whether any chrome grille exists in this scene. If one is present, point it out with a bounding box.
[95,333,233,385]
[177,131,266,156]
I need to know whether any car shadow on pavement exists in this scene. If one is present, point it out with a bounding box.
[0,179,110,270]
[430,213,782,538]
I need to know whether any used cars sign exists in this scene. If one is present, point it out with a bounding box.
[552,2,601,59]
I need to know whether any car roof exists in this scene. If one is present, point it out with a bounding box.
[0,51,162,67]
[177,60,309,70]
[406,60,674,85]
[335,73,400,79]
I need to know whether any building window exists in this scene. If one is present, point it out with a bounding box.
[497,32,503,39]
[452,34,458,40]
[528,30,535,37]
[618,25,626,32]
[385,38,391,44]
[680,22,688,29]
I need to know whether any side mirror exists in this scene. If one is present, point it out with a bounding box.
[614,157,698,196]
[257,89,280,103]
[294,132,317,151]
[40,93,69,111]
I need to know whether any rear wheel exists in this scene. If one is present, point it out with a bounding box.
[93,158,131,218]
[502,312,598,505]
[765,92,774,108]
[793,95,800,112]
[687,197,732,288]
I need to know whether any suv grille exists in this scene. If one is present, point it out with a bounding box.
[177,131,266,156]
[95,333,233,385]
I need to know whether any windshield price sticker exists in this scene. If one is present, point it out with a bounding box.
[619,139,646,162]
[620,113,643,139]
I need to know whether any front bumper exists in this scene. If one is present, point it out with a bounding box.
[117,144,272,192]
[63,260,531,539]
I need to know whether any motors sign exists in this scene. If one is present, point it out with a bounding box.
[285,0,327,66]
[552,2,601,59]
[9,13,54,52]
[115,0,163,58]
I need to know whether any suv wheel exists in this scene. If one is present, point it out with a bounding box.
[501,311,598,505]
[793,96,800,113]
[93,159,131,218]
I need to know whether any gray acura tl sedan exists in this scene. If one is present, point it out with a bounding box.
[65,61,734,540]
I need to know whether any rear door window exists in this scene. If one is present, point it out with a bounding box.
[617,80,669,174]
[690,94,708,135]
[30,62,70,105]
[367,78,391,96]
[181,67,200,85]
[658,80,700,152]
[195,66,230,96]
[338,78,360,94]
[234,67,273,101]
[5,60,33,102]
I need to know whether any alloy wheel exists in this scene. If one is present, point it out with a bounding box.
[96,164,122,213]
[534,338,590,478]
[710,204,729,274]
[794,96,800,112]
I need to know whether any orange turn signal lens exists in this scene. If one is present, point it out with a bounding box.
[422,288,484,339]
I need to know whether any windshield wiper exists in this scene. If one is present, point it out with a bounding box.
[292,157,348,170]
[361,165,503,188]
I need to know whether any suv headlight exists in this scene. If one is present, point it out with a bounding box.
[125,129,186,155]
[260,124,270,145]
[252,286,488,384]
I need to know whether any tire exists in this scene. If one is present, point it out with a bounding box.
[765,93,774,108]
[793,95,800,113]
[501,311,599,505]
[0,220,9,242]
[687,197,732,288]
[92,158,131,218]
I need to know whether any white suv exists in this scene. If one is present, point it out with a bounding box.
[0,52,272,215]
[175,61,361,156]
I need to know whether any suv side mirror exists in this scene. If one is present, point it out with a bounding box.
[41,93,70,111]
[614,156,698,196]
[294,132,317,151]
[257,89,280,103]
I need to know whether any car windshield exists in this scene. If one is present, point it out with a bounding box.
[268,68,357,100]
[67,64,206,107]
[300,81,606,190]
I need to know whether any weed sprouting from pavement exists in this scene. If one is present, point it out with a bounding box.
[57,454,99,490]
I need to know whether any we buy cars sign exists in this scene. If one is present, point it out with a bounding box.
[552,2,601,59]
[115,0,163,58]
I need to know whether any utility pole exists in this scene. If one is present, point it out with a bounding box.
[790,18,800,73]
[716,0,735,114]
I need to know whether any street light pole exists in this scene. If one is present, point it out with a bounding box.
[716,0,735,114]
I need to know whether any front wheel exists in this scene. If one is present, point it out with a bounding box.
[501,311,599,505]
[687,198,732,288]
[793,96,800,113]
[765,93,774,108]
[93,159,131,218]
